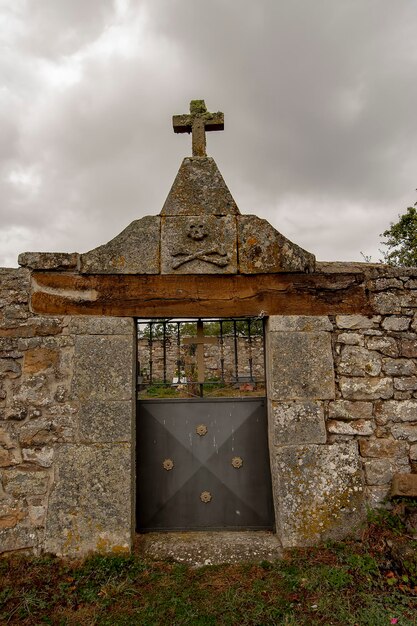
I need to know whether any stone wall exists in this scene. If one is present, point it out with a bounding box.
[0,268,135,556]
[3,262,417,555]
[267,265,417,547]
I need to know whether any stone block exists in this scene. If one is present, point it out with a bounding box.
[338,346,382,377]
[267,332,335,400]
[383,359,416,376]
[18,411,77,446]
[22,447,54,467]
[336,315,379,329]
[0,526,37,553]
[328,400,373,420]
[274,442,365,547]
[161,157,240,216]
[267,316,332,332]
[68,317,133,336]
[2,468,49,497]
[365,485,391,508]
[339,377,393,400]
[401,338,417,358]
[71,335,133,402]
[371,278,404,291]
[23,348,59,374]
[270,401,326,445]
[375,400,417,423]
[366,336,399,357]
[161,215,237,274]
[18,252,79,271]
[44,443,132,557]
[410,443,417,460]
[391,473,417,496]
[364,459,394,485]
[337,333,364,346]
[359,438,408,458]
[382,316,411,331]
[0,358,21,377]
[327,420,374,436]
[80,216,160,274]
[238,216,315,274]
[79,401,132,443]
[391,424,417,442]
[370,292,401,314]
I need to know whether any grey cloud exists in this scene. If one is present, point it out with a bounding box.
[0,0,417,266]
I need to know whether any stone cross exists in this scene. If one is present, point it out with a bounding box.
[173,100,224,157]
[182,319,217,384]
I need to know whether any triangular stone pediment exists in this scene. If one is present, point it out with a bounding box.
[161,157,240,216]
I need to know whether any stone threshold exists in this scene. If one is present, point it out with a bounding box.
[135,531,282,567]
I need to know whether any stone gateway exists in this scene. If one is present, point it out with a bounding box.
[1,100,417,556]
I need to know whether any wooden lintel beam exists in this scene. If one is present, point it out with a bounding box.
[30,272,372,318]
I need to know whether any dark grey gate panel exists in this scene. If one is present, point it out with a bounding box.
[136,397,274,531]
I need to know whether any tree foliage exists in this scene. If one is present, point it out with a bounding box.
[381,205,417,267]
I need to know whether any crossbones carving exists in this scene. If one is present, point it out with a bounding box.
[171,246,229,269]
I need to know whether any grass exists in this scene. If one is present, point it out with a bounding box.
[1,512,417,625]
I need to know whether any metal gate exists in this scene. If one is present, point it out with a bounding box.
[136,318,274,531]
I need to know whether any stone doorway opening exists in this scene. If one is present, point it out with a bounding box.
[135,318,274,532]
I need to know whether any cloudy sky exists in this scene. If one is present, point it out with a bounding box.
[1,0,417,267]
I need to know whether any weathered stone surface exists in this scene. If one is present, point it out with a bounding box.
[173,100,224,158]
[68,317,133,336]
[328,400,373,420]
[340,377,393,400]
[364,459,394,485]
[161,215,237,274]
[382,316,411,331]
[391,423,417,442]
[327,419,374,436]
[22,447,54,467]
[71,335,133,402]
[366,336,399,357]
[270,401,326,445]
[337,332,364,346]
[23,348,59,374]
[336,315,379,329]
[80,216,160,274]
[0,526,37,552]
[161,157,240,216]
[370,292,401,314]
[383,358,416,376]
[18,413,77,446]
[372,278,404,291]
[267,332,335,400]
[18,252,79,271]
[79,401,132,443]
[44,443,132,557]
[274,442,365,547]
[401,338,417,357]
[0,318,64,338]
[238,216,315,274]
[338,346,382,377]
[28,499,46,526]
[410,443,417,460]
[391,473,417,496]
[359,438,408,458]
[268,315,332,332]
[365,485,391,508]
[2,468,49,497]
[375,400,417,423]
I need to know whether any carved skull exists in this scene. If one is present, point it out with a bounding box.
[188,222,208,241]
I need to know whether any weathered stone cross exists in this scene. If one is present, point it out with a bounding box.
[173,100,224,157]
[183,319,217,384]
